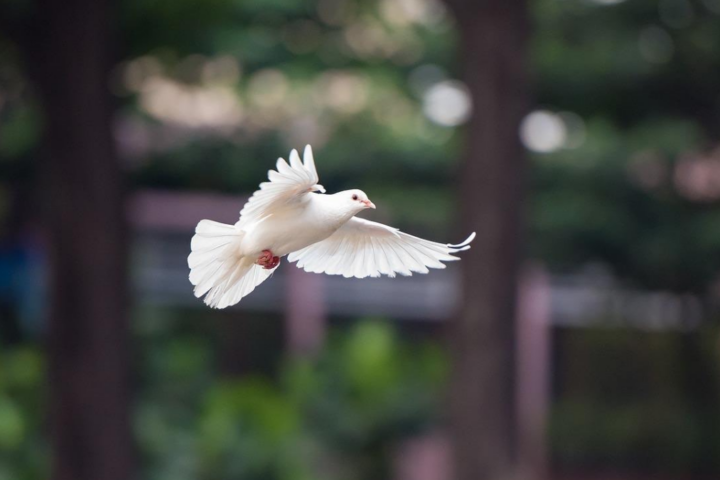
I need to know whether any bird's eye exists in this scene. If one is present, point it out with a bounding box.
[352,194,358,200]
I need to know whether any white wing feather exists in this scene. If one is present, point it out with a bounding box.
[288,217,476,279]
[237,145,324,228]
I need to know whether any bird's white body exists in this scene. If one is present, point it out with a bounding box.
[188,145,475,309]
[238,194,344,258]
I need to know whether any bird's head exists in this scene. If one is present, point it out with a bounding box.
[339,189,375,214]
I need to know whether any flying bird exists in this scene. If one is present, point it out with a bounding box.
[188,145,476,309]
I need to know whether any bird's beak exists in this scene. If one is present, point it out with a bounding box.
[363,199,376,209]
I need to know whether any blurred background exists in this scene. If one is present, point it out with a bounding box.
[1,0,720,479]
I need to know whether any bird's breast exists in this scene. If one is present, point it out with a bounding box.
[240,209,338,258]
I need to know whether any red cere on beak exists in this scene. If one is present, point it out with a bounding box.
[363,200,376,209]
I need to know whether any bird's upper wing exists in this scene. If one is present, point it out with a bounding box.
[288,217,476,278]
[238,145,324,228]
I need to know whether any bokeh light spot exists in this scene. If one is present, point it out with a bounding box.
[520,110,567,153]
[422,80,472,127]
[639,26,675,64]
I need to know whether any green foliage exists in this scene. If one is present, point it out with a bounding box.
[3,314,720,478]
[524,0,720,292]
[528,114,720,290]
[0,346,47,480]
[550,327,720,473]
[197,380,306,480]
[550,400,716,472]
[132,314,446,480]
[0,103,40,159]
[285,321,446,447]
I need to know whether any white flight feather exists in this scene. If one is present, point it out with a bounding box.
[288,217,474,279]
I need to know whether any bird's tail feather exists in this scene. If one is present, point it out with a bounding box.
[188,220,276,309]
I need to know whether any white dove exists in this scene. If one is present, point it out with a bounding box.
[188,145,476,309]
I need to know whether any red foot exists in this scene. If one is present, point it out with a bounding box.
[256,249,280,270]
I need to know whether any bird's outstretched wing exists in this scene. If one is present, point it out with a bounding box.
[238,145,324,228]
[288,217,476,278]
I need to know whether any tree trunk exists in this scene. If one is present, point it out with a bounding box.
[447,1,529,479]
[32,1,134,479]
